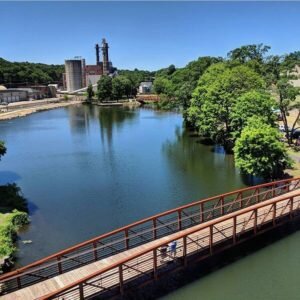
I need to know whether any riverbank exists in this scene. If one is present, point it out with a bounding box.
[0,184,29,273]
[0,98,82,121]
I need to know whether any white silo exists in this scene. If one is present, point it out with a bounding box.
[65,59,83,92]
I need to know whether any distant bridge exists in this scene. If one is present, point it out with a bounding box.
[136,94,160,104]
[1,177,300,299]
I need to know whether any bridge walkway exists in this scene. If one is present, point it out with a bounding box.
[2,188,300,300]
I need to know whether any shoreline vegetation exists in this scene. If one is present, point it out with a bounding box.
[0,142,29,273]
[0,184,29,273]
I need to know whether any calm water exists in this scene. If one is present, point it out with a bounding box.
[0,105,299,299]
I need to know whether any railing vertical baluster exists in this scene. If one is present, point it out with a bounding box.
[57,256,62,274]
[239,192,242,209]
[79,283,84,300]
[153,249,158,280]
[256,188,259,204]
[178,209,182,230]
[233,216,237,245]
[254,208,258,235]
[273,202,277,226]
[272,184,276,197]
[200,203,204,223]
[17,276,21,289]
[125,229,129,250]
[209,225,213,255]
[153,218,157,240]
[183,236,187,267]
[290,197,294,219]
[221,197,224,216]
[119,265,124,295]
[93,242,98,261]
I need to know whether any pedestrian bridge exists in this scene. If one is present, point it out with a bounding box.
[1,177,300,299]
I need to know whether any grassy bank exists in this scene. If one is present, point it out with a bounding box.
[0,210,29,258]
[0,184,29,271]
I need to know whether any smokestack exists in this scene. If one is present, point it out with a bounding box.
[95,44,100,65]
[101,38,109,75]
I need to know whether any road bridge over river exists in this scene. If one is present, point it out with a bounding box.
[1,177,300,299]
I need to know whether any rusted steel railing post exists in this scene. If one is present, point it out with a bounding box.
[271,184,274,197]
[290,197,294,219]
[153,218,157,240]
[79,283,84,300]
[183,236,187,267]
[17,276,22,289]
[57,256,62,274]
[221,197,224,216]
[256,188,259,204]
[254,208,258,235]
[200,203,204,223]
[209,225,213,255]
[125,229,129,250]
[93,241,98,261]
[273,203,277,226]
[119,265,124,295]
[178,209,182,231]
[238,192,242,209]
[153,249,158,280]
[233,216,237,245]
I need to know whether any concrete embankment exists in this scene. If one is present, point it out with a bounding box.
[0,98,82,121]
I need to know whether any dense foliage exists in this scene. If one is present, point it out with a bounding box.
[0,184,28,213]
[234,117,292,179]
[153,57,222,109]
[0,58,64,85]
[0,142,29,261]
[0,141,6,160]
[118,69,155,89]
[187,63,271,150]
[0,210,29,258]
[86,83,95,101]
[97,75,137,101]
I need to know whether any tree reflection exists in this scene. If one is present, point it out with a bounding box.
[97,106,137,147]
[162,126,249,195]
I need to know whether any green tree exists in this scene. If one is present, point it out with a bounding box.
[97,76,112,102]
[112,77,125,100]
[276,79,300,144]
[0,141,6,160]
[227,44,270,64]
[230,90,276,140]
[153,77,174,97]
[234,117,291,179]
[86,83,94,101]
[187,63,265,150]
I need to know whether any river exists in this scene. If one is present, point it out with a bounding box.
[0,104,298,299]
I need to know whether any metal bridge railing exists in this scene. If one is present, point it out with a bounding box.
[1,177,300,295]
[40,191,300,299]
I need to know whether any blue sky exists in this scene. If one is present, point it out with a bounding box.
[1,1,300,70]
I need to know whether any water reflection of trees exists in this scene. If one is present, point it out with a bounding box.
[67,105,138,147]
[162,126,264,188]
[98,107,137,147]
[162,126,248,194]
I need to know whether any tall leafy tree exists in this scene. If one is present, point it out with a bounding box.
[112,77,125,100]
[86,84,94,101]
[97,76,112,101]
[230,90,276,140]
[187,63,265,150]
[234,117,291,179]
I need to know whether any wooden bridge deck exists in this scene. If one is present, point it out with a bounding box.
[3,188,300,300]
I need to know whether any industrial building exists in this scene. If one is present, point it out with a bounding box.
[0,85,56,104]
[64,38,114,92]
[64,58,85,92]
